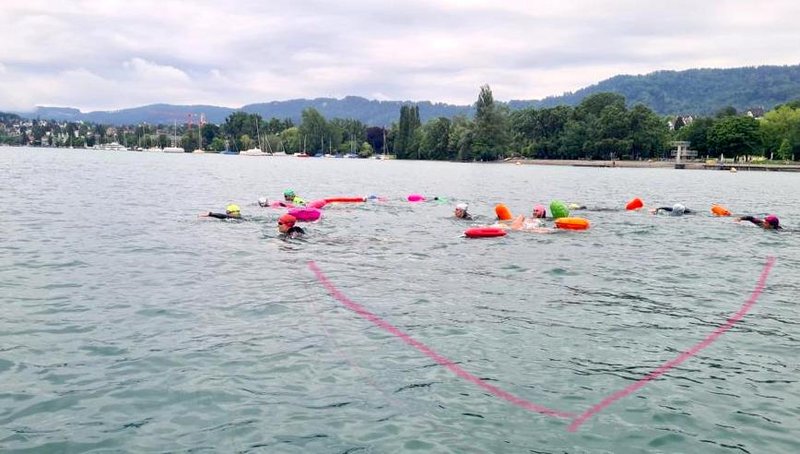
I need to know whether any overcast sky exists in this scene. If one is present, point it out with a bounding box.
[1,0,798,112]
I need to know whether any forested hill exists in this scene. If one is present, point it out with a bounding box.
[15,64,800,125]
[513,64,800,115]
[22,98,472,127]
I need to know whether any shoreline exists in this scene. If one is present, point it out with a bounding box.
[506,158,800,172]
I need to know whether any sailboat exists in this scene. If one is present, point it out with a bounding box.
[163,121,185,153]
[193,117,205,153]
[295,135,309,157]
[241,118,269,156]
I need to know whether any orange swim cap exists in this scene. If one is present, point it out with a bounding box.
[278,213,297,226]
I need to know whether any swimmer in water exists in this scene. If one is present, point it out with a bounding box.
[507,205,556,233]
[258,197,292,208]
[200,204,242,220]
[283,189,306,206]
[736,214,782,230]
[278,213,305,238]
[651,203,693,216]
[454,203,473,220]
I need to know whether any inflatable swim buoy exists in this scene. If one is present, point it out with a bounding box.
[407,194,425,202]
[495,203,513,220]
[626,197,644,210]
[711,204,731,216]
[555,217,590,230]
[307,199,328,209]
[550,200,569,219]
[324,196,367,204]
[465,227,507,238]
[288,207,322,222]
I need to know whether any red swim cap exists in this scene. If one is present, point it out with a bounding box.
[279,213,297,226]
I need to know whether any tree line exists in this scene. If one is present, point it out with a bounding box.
[3,85,799,160]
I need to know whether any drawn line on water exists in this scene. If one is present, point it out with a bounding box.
[307,260,574,419]
[308,296,406,410]
[568,255,776,431]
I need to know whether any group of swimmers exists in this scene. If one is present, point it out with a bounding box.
[453,200,783,232]
[201,191,784,240]
[200,189,307,239]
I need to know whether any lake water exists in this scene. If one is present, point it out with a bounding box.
[1,147,798,453]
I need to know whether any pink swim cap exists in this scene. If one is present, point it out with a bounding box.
[765,215,780,228]
[533,205,546,218]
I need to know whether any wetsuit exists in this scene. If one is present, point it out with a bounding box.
[282,225,306,239]
[739,216,782,229]
[653,207,693,215]
[206,212,241,220]
[456,213,474,220]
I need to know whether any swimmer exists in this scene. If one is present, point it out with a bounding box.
[736,215,782,230]
[651,203,693,216]
[568,203,587,210]
[278,213,306,238]
[259,197,292,208]
[454,203,473,220]
[200,204,242,220]
[532,204,547,219]
[283,189,306,206]
[507,214,555,233]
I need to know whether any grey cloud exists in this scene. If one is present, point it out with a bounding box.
[1,0,799,110]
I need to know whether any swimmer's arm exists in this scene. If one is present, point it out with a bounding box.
[737,216,762,226]
[510,215,525,230]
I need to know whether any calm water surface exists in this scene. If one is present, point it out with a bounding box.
[1,147,799,453]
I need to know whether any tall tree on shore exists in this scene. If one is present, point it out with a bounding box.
[394,104,420,159]
[471,85,509,160]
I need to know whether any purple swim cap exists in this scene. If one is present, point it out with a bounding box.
[533,204,546,218]
[765,215,780,227]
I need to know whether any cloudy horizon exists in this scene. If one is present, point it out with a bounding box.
[1,0,798,113]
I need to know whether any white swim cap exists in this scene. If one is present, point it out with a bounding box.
[456,203,468,211]
[672,203,686,215]
[258,197,268,207]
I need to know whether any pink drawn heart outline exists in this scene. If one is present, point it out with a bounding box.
[307,256,775,432]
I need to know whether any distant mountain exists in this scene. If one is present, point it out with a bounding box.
[23,98,472,127]
[512,64,800,115]
[15,64,800,125]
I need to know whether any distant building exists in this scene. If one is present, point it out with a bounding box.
[745,107,765,119]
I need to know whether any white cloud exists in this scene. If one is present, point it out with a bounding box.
[0,0,799,111]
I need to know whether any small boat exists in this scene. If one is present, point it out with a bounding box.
[240,148,270,156]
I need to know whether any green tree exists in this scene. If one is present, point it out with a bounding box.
[471,84,509,160]
[760,105,800,158]
[395,105,421,159]
[298,108,328,153]
[419,117,451,160]
[707,116,762,157]
[677,117,715,155]
[447,115,473,161]
[777,138,792,160]
[628,104,669,159]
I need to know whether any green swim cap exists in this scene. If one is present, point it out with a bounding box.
[550,200,569,219]
[283,189,295,197]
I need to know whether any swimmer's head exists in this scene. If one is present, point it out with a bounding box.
[283,189,295,201]
[455,203,468,218]
[226,204,241,217]
[765,215,780,229]
[278,213,296,231]
[672,203,686,216]
[258,197,268,207]
[533,205,546,218]
[568,203,581,210]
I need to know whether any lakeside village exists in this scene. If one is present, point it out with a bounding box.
[2,88,800,167]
